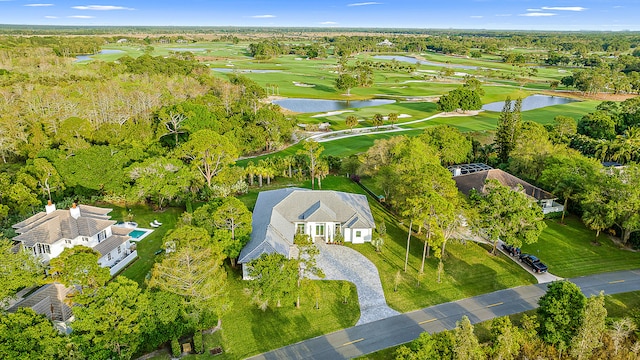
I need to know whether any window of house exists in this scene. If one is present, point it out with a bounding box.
[83,237,89,242]
[334,224,341,234]
[297,224,305,234]
[36,243,42,254]
[356,230,362,238]
[316,224,325,236]
[117,246,121,254]
[97,230,107,242]
[107,253,112,261]
[43,245,50,254]
[65,239,71,244]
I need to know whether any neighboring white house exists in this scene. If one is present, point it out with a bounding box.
[238,188,376,278]
[12,202,137,274]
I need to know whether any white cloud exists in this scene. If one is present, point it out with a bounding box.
[320,21,338,25]
[25,3,54,6]
[72,5,133,10]
[495,14,512,17]
[527,8,542,11]
[68,15,94,18]
[347,2,382,6]
[520,12,556,17]
[541,6,587,11]
[251,14,275,18]
[470,15,483,18]
[44,15,58,18]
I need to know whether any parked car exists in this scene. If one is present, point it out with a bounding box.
[501,243,521,257]
[519,254,548,273]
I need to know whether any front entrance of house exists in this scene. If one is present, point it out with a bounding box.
[314,223,326,243]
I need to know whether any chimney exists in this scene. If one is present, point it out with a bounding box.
[70,203,81,219]
[45,200,56,214]
[453,167,462,177]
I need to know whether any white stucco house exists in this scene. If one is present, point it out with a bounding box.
[238,188,376,279]
[12,202,137,276]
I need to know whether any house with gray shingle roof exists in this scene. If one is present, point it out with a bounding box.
[12,202,137,275]
[452,168,564,214]
[238,188,376,279]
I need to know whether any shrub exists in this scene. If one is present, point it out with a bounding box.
[193,331,203,354]
[171,337,181,357]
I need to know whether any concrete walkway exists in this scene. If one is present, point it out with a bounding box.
[314,241,400,325]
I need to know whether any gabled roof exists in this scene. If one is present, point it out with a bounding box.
[238,188,375,264]
[453,169,556,200]
[8,283,73,322]
[13,205,116,246]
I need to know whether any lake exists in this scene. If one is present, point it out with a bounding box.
[482,94,579,112]
[373,55,478,70]
[75,49,124,62]
[272,98,395,113]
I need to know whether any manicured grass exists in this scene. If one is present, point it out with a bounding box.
[110,204,183,286]
[193,267,359,360]
[521,215,640,278]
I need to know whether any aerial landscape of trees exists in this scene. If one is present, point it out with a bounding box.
[2,26,640,359]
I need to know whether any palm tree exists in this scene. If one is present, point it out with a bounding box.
[387,113,399,127]
[345,115,358,132]
[372,113,384,130]
[245,161,256,186]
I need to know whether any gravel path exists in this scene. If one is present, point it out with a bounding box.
[314,241,399,325]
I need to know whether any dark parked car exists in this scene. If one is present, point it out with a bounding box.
[519,254,548,273]
[501,243,521,257]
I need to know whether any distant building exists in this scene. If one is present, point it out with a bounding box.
[12,202,137,275]
[377,39,394,47]
[116,38,128,44]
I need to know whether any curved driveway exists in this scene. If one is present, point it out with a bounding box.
[314,241,400,325]
[250,269,640,360]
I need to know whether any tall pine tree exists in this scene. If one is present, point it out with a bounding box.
[495,97,522,164]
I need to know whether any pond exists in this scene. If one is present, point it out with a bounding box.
[272,98,395,113]
[373,55,478,70]
[482,94,579,112]
[75,49,124,62]
[211,68,282,73]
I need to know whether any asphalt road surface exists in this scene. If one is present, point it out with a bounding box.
[249,269,640,360]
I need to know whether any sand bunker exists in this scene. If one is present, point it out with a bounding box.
[311,110,354,118]
[293,81,315,87]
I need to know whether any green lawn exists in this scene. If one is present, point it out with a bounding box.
[110,204,183,286]
[520,215,640,278]
[196,269,359,360]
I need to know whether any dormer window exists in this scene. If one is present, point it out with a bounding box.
[97,230,107,242]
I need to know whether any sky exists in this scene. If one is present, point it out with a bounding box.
[1,0,639,31]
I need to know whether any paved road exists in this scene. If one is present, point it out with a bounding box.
[249,269,640,360]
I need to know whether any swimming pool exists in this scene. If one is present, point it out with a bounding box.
[128,228,153,241]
